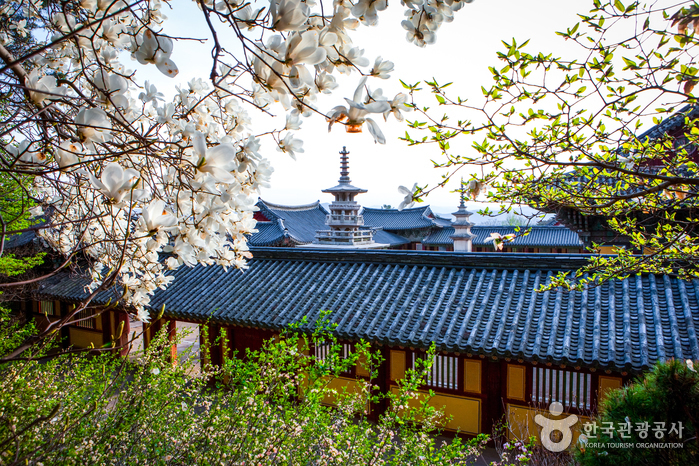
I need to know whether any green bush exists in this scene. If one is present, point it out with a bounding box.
[0,316,488,465]
[576,360,699,466]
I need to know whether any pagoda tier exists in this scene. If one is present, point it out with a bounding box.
[315,147,374,246]
[450,191,476,252]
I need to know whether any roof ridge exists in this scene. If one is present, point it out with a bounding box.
[259,198,321,211]
[363,206,430,212]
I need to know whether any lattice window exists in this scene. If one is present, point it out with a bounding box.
[74,308,96,329]
[315,342,352,374]
[39,301,55,316]
[412,353,459,390]
[532,367,592,410]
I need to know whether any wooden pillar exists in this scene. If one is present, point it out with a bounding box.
[113,310,131,356]
[480,359,504,435]
[167,320,177,363]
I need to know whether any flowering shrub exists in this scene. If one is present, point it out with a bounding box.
[0,316,489,465]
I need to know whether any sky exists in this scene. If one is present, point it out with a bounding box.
[147,1,587,217]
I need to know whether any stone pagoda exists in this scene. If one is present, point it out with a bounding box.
[450,188,476,252]
[314,147,380,247]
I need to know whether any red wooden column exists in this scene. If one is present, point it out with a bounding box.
[167,320,177,363]
[114,309,131,356]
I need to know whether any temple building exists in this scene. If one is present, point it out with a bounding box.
[248,147,586,254]
[16,110,699,444]
[32,247,699,441]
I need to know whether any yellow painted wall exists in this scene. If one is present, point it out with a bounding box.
[507,364,526,400]
[390,350,405,381]
[356,353,370,377]
[390,387,481,434]
[320,376,370,411]
[464,360,481,394]
[598,376,623,404]
[507,404,590,448]
[69,327,104,348]
[598,246,618,255]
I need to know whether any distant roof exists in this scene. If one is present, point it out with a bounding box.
[250,200,329,245]
[3,217,47,249]
[37,248,699,372]
[370,229,411,246]
[635,104,699,142]
[362,206,437,231]
[423,226,584,248]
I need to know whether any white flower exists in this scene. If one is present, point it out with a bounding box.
[402,17,437,47]
[87,162,142,204]
[688,359,696,372]
[485,232,515,251]
[384,93,411,121]
[92,71,129,108]
[6,140,46,164]
[140,200,177,232]
[327,77,390,144]
[150,367,160,375]
[133,30,178,77]
[351,0,388,26]
[398,183,418,210]
[55,141,82,169]
[315,72,338,94]
[25,70,67,105]
[193,132,239,183]
[271,0,309,31]
[277,133,304,160]
[164,237,197,267]
[370,56,394,79]
[235,5,264,30]
[467,179,485,200]
[75,107,112,144]
[139,80,164,105]
[11,19,29,37]
[285,112,302,130]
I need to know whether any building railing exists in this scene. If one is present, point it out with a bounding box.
[326,214,364,226]
[315,229,373,244]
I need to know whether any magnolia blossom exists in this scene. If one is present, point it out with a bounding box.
[5,140,45,164]
[485,232,516,251]
[327,77,391,144]
[352,0,388,26]
[277,133,304,160]
[467,179,485,200]
[397,183,418,210]
[25,69,66,105]
[271,0,309,31]
[87,162,144,204]
[139,200,177,232]
[55,141,82,169]
[75,107,112,144]
[370,56,394,79]
[193,132,239,183]
[0,0,476,321]
[402,17,437,47]
[133,30,178,77]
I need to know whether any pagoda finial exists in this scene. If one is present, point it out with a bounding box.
[339,146,351,184]
[459,177,466,208]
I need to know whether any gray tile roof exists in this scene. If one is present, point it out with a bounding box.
[423,226,584,248]
[36,248,699,372]
[254,200,329,245]
[247,221,287,246]
[635,104,698,142]
[362,206,437,231]
[371,229,411,246]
